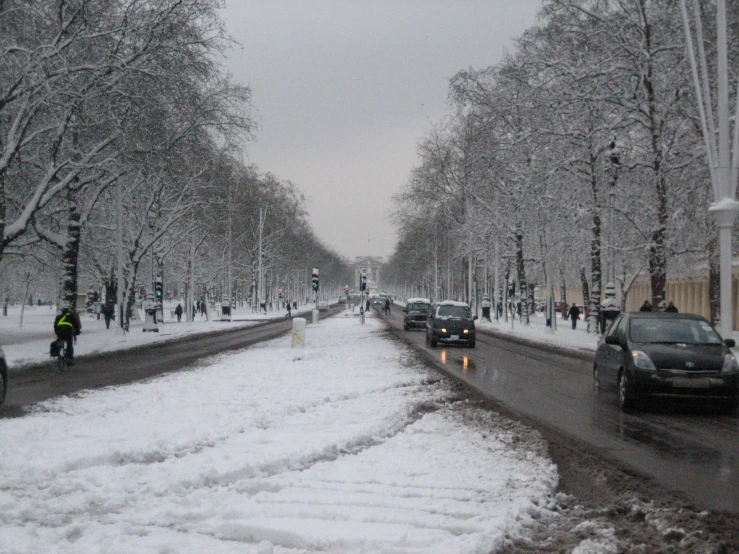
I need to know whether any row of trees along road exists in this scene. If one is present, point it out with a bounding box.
[383,0,738,328]
[0,0,352,326]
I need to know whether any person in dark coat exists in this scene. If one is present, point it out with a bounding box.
[285,302,292,317]
[665,301,678,313]
[54,306,81,363]
[175,303,183,322]
[568,303,581,329]
[639,300,653,312]
[103,302,114,329]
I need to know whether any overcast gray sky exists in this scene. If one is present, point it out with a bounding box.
[220,0,542,260]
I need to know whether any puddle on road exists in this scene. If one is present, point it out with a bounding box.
[438,351,477,374]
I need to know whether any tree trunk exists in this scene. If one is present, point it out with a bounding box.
[515,225,529,325]
[708,237,720,325]
[589,155,602,332]
[580,267,590,311]
[649,171,668,309]
[639,3,668,310]
[560,271,567,318]
[61,187,82,308]
[125,260,140,328]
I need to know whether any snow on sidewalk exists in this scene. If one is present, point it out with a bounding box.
[476,312,600,355]
[0,304,313,371]
[0,312,558,553]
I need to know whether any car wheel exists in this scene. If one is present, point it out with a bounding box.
[468,341,475,348]
[721,397,738,416]
[430,336,437,347]
[593,364,601,394]
[618,370,634,410]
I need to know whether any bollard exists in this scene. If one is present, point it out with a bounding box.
[312,309,319,324]
[291,317,306,348]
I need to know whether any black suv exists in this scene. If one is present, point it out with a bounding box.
[425,301,477,348]
[403,298,432,330]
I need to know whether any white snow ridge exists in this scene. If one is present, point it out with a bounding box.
[0,316,558,553]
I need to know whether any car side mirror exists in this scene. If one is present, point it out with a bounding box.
[605,335,622,346]
[725,339,736,348]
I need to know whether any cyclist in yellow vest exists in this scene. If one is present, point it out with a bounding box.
[54,306,82,364]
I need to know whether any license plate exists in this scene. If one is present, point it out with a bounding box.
[672,377,710,389]
[450,335,459,341]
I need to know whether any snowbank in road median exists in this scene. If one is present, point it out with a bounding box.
[0,312,558,553]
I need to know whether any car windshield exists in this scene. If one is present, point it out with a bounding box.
[629,318,723,345]
[436,305,470,319]
[408,303,430,313]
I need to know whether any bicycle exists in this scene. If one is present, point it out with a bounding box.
[54,338,72,372]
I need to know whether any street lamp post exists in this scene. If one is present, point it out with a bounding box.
[600,140,622,334]
[680,0,739,338]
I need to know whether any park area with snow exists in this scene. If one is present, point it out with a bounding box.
[1,311,563,553]
[0,302,311,371]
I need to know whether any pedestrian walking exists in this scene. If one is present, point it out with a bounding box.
[175,303,183,322]
[366,298,370,311]
[285,302,292,317]
[665,301,678,313]
[103,302,114,329]
[639,300,653,312]
[568,303,581,329]
[480,295,492,321]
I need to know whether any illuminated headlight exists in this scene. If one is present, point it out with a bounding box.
[722,354,739,374]
[441,328,447,333]
[632,350,656,370]
[463,329,469,334]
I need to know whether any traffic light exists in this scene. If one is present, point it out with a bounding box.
[360,270,367,291]
[312,268,319,291]
[278,288,283,299]
[155,277,163,300]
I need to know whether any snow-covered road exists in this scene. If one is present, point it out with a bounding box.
[0,314,558,553]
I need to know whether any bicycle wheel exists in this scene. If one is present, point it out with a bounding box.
[56,341,68,372]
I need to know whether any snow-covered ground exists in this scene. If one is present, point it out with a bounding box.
[0,313,559,553]
[0,303,313,371]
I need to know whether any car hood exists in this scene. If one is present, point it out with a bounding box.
[634,342,726,371]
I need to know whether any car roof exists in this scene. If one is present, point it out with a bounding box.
[407,298,431,304]
[625,312,707,320]
[436,300,470,307]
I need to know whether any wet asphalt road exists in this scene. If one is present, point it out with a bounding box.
[381,306,739,513]
[1,306,343,419]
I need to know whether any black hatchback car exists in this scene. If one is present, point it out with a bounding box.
[403,298,432,330]
[425,301,477,348]
[0,345,7,407]
[594,312,739,413]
